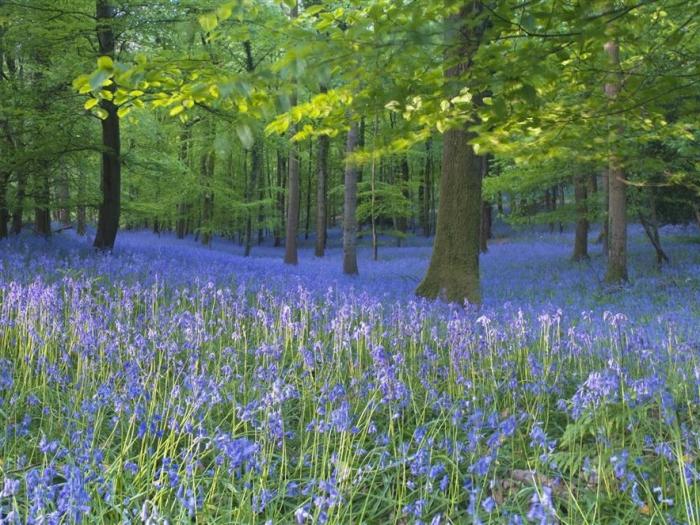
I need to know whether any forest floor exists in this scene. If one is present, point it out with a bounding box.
[1,225,700,523]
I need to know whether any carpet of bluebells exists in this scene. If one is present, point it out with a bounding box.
[1,226,700,524]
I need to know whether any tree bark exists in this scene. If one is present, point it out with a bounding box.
[285,126,300,264]
[93,0,121,250]
[416,2,483,304]
[572,174,589,261]
[343,122,359,275]
[604,38,627,282]
[304,140,313,240]
[11,170,26,235]
[245,139,262,257]
[200,121,215,246]
[315,132,329,257]
[35,171,51,237]
[0,173,8,239]
[420,138,433,237]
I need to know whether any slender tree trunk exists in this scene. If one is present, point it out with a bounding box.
[93,0,121,250]
[479,155,490,253]
[200,121,215,246]
[694,204,700,231]
[343,122,359,275]
[604,38,627,282]
[599,169,609,253]
[638,190,669,268]
[58,170,70,226]
[274,151,286,247]
[417,2,483,304]
[35,171,51,237]
[176,124,191,239]
[245,139,262,257]
[315,132,329,257]
[572,174,589,261]
[285,129,300,264]
[76,170,86,236]
[370,115,379,260]
[304,140,313,240]
[0,173,8,239]
[11,170,26,234]
[420,138,433,237]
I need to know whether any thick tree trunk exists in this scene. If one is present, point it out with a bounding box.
[93,0,121,250]
[572,174,589,261]
[604,38,627,283]
[315,133,329,257]
[343,122,359,275]
[417,3,483,304]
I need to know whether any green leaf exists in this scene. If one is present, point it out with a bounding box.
[199,13,218,32]
[236,124,254,150]
[84,98,99,110]
[97,55,114,70]
[117,106,131,118]
[88,69,111,91]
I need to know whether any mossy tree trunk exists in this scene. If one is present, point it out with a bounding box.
[416,2,483,304]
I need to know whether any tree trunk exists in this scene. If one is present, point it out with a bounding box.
[93,0,121,250]
[76,170,87,236]
[284,126,300,264]
[35,171,51,237]
[417,2,483,304]
[315,132,329,257]
[598,169,609,253]
[639,190,669,268]
[343,122,359,275]
[176,124,191,239]
[420,138,433,237]
[57,170,70,227]
[694,204,700,231]
[200,123,215,247]
[11,170,26,235]
[274,151,286,247]
[479,155,490,253]
[604,38,627,283]
[304,140,313,240]
[245,139,262,257]
[0,173,8,239]
[572,174,589,261]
